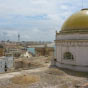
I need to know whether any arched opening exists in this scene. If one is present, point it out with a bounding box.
[63,52,74,60]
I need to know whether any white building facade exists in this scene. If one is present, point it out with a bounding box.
[0,56,13,73]
[54,9,88,72]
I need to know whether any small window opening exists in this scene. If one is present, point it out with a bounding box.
[63,52,74,60]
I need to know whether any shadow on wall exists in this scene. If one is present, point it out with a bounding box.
[49,66,88,78]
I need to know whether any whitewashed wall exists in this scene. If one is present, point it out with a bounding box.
[0,56,13,73]
[55,33,88,72]
[0,59,5,73]
[5,56,13,69]
[56,45,88,65]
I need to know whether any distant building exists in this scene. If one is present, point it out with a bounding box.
[27,48,35,55]
[4,42,24,57]
[53,9,88,72]
[0,45,5,56]
[35,45,54,56]
[21,51,32,58]
[0,44,14,73]
[0,55,13,73]
[28,43,55,56]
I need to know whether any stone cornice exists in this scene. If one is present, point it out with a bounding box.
[56,28,88,35]
[55,39,88,42]
[55,40,88,47]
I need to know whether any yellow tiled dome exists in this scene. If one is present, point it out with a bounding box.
[61,9,88,33]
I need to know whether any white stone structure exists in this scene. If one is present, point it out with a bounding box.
[54,9,88,72]
[0,56,13,73]
[22,51,32,58]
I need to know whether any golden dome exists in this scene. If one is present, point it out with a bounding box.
[60,9,88,33]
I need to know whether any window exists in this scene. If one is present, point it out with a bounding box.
[63,52,74,60]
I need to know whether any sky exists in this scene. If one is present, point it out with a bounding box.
[0,0,88,41]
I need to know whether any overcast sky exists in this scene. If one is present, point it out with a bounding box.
[0,0,88,41]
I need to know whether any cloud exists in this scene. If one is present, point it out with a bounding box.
[0,0,87,41]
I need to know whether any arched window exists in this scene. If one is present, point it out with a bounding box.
[63,52,74,60]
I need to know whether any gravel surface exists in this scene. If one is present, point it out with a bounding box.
[0,67,88,88]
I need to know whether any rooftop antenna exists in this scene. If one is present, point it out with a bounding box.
[18,34,20,42]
